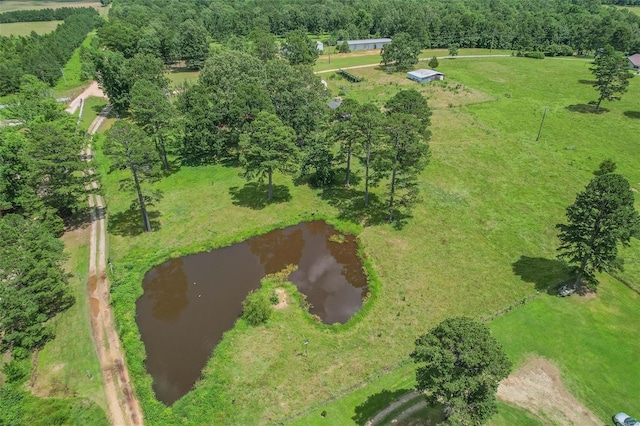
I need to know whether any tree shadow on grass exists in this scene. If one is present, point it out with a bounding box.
[566,104,609,114]
[512,256,573,294]
[229,182,291,210]
[321,186,413,229]
[109,205,161,236]
[623,111,640,119]
[577,79,596,85]
[352,388,414,426]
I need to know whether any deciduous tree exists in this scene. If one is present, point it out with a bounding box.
[381,32,421,70]
[239,112,299,202]
[282,29,319,66]
[590,46,633,112]
[557,173,639,288]
[410,317,512,425]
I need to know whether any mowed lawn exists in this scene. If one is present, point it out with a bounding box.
[0,20,62,36]
[98,57,640,424]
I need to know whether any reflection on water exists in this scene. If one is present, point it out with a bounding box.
[135,221,368,405]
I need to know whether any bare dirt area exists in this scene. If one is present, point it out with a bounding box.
[85,106,144,425]
[66,81,106,114]
[497,356,601,425]
[273,288,288,309]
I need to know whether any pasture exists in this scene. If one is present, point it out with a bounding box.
[0,1,108,16]
[0,19,61,36]
[94,55,640,425]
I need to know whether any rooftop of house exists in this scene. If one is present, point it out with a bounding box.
[629,53,640,66]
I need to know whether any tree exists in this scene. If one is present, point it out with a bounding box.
[384,89,432,138]
[331,99,361,187]
[428,56,439,68]
[590,46,633,112]
[352,103,385,207]
[338,41,351,53]
[8,75,65,123]
[379,112,430,223]
[249,29,279,61]
[104,121,159,233]
[130,80,176,171]
[242,289,271,326]
[410,317,512,425]
[239,112,299,202]
[381,32,421,70]
[282,29,319,66]
[557,174,639,288]
[0,214,74,353]
[177,20,210,69]
[301,132,335,188]
[448,44,459,57]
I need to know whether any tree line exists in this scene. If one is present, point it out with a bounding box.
[0,6,97,24]
[96,0,640,66]
[0,9,100,95]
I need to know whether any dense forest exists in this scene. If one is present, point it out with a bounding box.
[0,9,100,95]
[98,0,640,63]
[0,6,98,23]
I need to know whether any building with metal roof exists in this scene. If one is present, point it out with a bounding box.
[337,38,392,51]
[628,54,640,71]
[407,69,445,83]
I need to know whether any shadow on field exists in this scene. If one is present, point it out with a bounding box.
[512,256,572,293]
[577,79,596,85]
[566,104,608,114]
[229,182,291,209]
[623,111,640,119]
[320,187,403,227]
[352,388,413,425]
[109,206,161,236]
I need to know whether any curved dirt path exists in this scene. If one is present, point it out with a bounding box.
[66,81,106,114]
[85,105,144,426]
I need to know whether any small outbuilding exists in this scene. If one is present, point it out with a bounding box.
[336,38,392,51]
[316,41,324,52]
[407,69,445,83]
[628,54,640,71]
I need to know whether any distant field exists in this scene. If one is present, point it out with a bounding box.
[0,1,108,16]
[614,5,640,15]
[0,19,61,36]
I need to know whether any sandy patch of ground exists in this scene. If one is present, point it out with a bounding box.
[273,288,288,309]
[497,356,600,425]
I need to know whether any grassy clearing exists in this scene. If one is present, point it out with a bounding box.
[76,96,107,131]
[53,33,96,98]
[31,224,108,416]
[0,1,108,16]
[614,5,640,16]
[0,20,62,36]
[166,70,200,88]
[98,56,640,424]
[314,48,513,72]
[490,276,640,420]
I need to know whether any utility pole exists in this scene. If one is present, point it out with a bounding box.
[536,107,548,141]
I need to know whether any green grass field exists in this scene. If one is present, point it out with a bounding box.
[490,276,640,421]
[0,1,109,16]
[52,32,96,98]
[95,56,640,424]
[314,48,514,72]
[0,20,62,36]
[614,5,640,16]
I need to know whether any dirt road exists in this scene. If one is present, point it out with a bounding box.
[85,105,144,426]
[315,54,511,74]
[66,81,106,114]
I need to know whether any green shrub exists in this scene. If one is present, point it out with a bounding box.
[524,51,545,59]
[242,290,272,326]
[2,359,29,384]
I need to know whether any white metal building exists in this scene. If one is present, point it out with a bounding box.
[407,69,445,83]
[337,38,392,51]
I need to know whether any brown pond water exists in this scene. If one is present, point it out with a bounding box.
[136,220,368,405]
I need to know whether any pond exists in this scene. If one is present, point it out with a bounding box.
[135,220,368,405]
